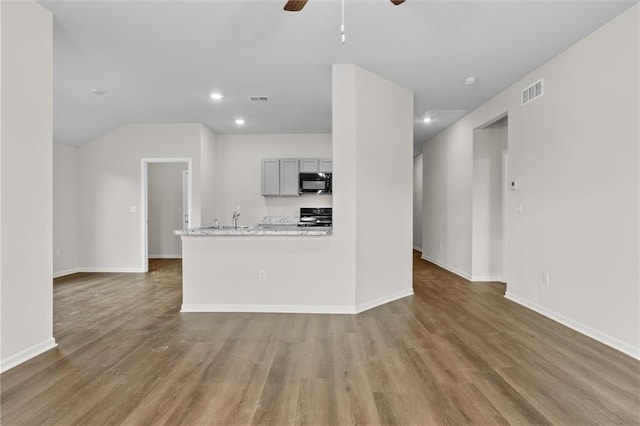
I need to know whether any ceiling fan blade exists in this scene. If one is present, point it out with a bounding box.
[390,0,405,4]
[284,0,308,12]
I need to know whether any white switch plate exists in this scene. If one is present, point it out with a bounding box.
[510,180,518,191]
[130,206,137,213]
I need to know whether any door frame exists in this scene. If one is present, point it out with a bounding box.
[501,149,509,283]
[140,158,192,272]
[182,170,190,229]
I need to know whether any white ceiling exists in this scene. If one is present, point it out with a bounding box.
[40,0,638,154]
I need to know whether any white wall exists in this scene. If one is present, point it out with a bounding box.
[333,64,414,309]
[53,144,80,277]
[421,5,639,358]
[413,154,423,251]
[214,134,332,226]
[148,163,187,258]
[332,65,359,309]
[1,0,3,373]
[1,0,57,372]
[472,118,507,281]
[422,122,474,279]
[77,123,208,271]
[352,66,414,307]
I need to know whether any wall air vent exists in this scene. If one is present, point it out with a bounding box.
[249,96,269,102]
[522,79,543,105]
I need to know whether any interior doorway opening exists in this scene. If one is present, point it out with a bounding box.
[472,114,508,283]
[141,158,192,272]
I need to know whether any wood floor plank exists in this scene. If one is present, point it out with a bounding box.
[296,378,338,425]
[469,370,553,425]
[1,254,638,425]
[330,333,382,425]
[441,382,510,425]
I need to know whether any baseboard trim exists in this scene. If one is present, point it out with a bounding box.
[0,338,58,373]
[79,267,145,273]
[505,292,640,361]
[471,275,502,282]
[421,254,471,281]
[53,268,81,278]
[413,246,423,253]
[149,255,182,259]
[181,289,415,315]
[181,304,357,314]
[356,288,414,313]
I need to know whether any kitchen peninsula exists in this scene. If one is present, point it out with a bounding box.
[176,210,347,314]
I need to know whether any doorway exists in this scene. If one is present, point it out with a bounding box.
[141,158,192,272]
[472,115,508,282]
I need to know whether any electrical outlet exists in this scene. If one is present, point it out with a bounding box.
[542,272,550,284]
[259,270,266,281]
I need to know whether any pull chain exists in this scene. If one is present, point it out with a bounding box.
[341,0,345,43]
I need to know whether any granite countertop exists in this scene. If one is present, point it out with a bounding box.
[175,225,332,237]
[258,216,299,226]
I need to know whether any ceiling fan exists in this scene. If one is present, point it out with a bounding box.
[284,0,405,12]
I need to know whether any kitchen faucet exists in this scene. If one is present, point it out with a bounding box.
[232,207,240,229]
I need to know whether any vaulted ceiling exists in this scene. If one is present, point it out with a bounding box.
[41,0,638,154]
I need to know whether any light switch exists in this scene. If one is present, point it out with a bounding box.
[130,206,137,213]
[510,180,518,191]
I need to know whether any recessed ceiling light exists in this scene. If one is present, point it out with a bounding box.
[235,118,245,125]
[210,92,223,100]
[464,76,477,85]
[423,117,432,124]
[90,88,106,95]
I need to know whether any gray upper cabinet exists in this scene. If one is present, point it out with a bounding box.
[279,159,300,196]
[319,159,333,172]
[300,158,332,173]
[299,159,319,172]
[262,158,332,197]
[261,159,281,196]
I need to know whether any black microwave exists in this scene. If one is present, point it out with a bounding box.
[299,172,332,194]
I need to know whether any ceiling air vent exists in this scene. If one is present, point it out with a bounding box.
[522,79,543,105]
[249,96,269,102]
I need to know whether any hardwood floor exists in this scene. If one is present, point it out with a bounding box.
[1,253,639,425]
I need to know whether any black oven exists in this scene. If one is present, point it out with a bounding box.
[299,172,332,195]
[298,207,332,227]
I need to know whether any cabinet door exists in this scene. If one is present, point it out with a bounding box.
[319,159,333,173]
[261,159,280,196]
[279,159,300,196]
[299,159,319,172]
